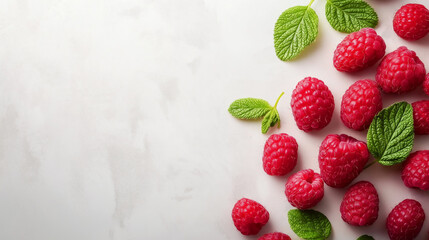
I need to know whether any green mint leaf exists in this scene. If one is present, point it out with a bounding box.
[288,209,331,240]
[228,98,272,119]
[367,102,414,166]
[325,0,378,33]
[261,108,280,134]
[228,92,284,134]
[357,235,375,240]
[260,92,284,134]
[274,5,318,61]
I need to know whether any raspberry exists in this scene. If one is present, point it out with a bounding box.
[386,199,425,240]
[424,74,429,96]
[333,28,386,72]
[231,198,269,235]
[291,77,335,132]
[285,169,324,209]
[258,232,291,240]
[402,151,429,190]
[263,133,298,176]
[340,181,379,226]
[412,100,429,135]
[341,79,382,131]
[318,134,369,188]
[393,4,429,41]
[376,46,426,94]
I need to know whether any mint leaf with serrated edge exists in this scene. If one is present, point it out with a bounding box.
[228,92,284,134]
[288,209,331,240]
[357,235,375,240]
[274,1,318,61]
[367,102,414,166]
[325,0,378,33]
[261,108,280,134]
[228,98,272,119]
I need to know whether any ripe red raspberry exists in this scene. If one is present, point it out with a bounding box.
[258,232,291,240]
[376,46,426,94]
[319,134,369,188]
[231,198,269,235]
[291,77,335,132]
[285,169,324,209]
[263,133,298,176]
[424,74,429,96]
[341,80,382,131]
[386,199,425,240]
[393,4,429,41]
[402,151,429,190]
[412,100,429,135]
[333,28,386,72]
[340,181,379,226]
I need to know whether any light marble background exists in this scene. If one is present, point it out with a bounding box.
[0,0,428,239]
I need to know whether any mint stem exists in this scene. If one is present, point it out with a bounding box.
[363,160,376,170]
[307,0,315,7]
[273,92,284,128]
[273,92,285,109]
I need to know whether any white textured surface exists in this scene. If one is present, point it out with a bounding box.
[0,0,428,239]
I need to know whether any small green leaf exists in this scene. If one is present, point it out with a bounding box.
[228,92,284,134]
[228,92,284,133]
[261,109,280,134]
[228,98,272,119]
[325,0,378,33]
[288,209,331,240]
[274,5,318,61]
[357,235,375,240]
[367,102,414,166]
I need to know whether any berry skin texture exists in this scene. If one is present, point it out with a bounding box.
[285,169,324,210]
[412,100,429,135]
[258,232,291,240]
[291,77,335,132]
[341,79,382,131]
[319,134,369,188]
[263,133,298,176]
[231,198,269,235]
[376,46,426,94]
[402,151,429,190]
[340,181,379,226]
[386,199,425,240]
[333,28,386,72]
[393,4,429,41]
[424,74,429,96]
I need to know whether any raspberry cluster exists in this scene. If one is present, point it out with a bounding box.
[231,3,429,239]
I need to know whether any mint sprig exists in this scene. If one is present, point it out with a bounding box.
[228,92,284,134]
[367,102,414,166]
[357,235,375,240]
[325,0,378,33]
[274,1,318,61]
[288,209,331,240]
